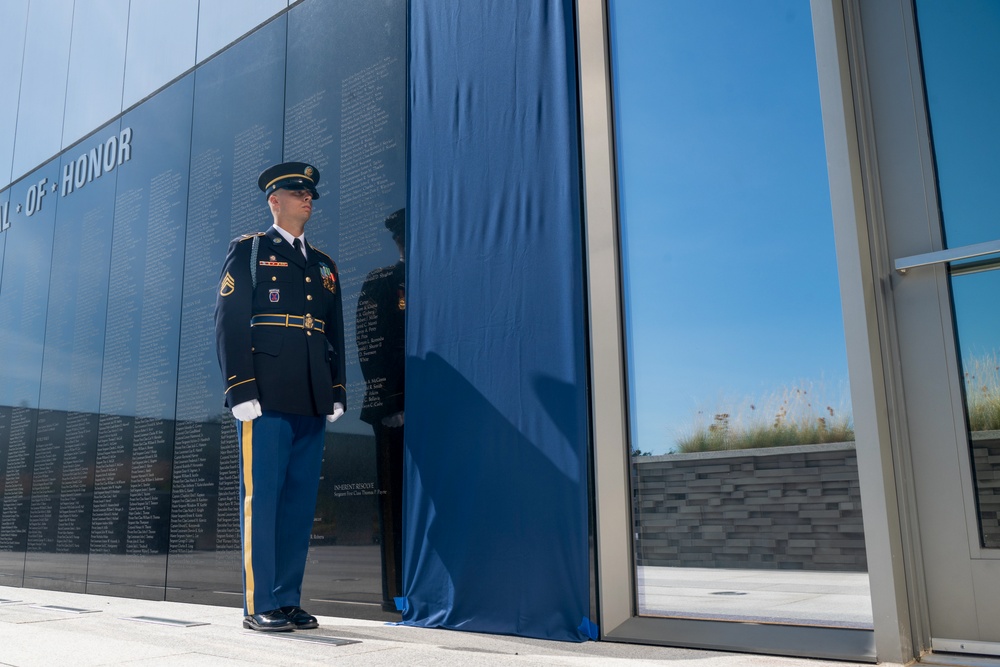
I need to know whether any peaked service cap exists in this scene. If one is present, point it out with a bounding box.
[384,208,405,237]
[258,161,320,200]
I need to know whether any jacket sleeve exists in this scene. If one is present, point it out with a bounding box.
[215,236,259,408]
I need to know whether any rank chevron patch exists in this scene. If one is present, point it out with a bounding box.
[220,272,236,296]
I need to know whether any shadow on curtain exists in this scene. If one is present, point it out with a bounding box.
[402,0,594,642]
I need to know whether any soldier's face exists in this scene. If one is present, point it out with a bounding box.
[273,188,313,222]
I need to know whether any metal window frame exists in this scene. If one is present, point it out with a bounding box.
[575,0,919,661]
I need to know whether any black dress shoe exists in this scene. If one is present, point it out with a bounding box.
[243,609,294,632]
[280,606,319,629]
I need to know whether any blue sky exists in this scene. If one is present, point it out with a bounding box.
[609,0,850,454]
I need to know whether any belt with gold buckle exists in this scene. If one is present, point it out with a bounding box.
[250,314,325,333]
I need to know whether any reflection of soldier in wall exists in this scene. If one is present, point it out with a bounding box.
[356,208,406,612]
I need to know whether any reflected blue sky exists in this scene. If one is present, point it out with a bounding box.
[610,0,849,454]
[915,0,1000,367]
[915,0,1000,250]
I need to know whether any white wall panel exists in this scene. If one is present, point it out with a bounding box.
[122,0,198,109]
[63,0,129,149]
[11,0,74,179]
[0,0,30,188]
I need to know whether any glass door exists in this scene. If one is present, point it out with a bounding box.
[579,0,876,660]
[891,0,1000,656]
[812,0,1000,659]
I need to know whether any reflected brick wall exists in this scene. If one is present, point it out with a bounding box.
[971,435,1000,548]
[632,443,868,572]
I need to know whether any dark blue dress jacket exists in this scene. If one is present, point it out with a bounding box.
[215,227,346,416]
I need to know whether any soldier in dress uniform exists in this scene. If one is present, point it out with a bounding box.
[356,208,406,612]
[215,161,346,632]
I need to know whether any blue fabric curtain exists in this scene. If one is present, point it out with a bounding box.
[403,0,594,642]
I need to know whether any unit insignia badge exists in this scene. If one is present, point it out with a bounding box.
[269,289,280,303]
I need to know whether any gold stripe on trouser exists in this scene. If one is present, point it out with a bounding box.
[242,420,255,615]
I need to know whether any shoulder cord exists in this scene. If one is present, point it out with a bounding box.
[250,235,259,289]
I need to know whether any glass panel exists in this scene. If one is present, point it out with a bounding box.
[0,0,30,187]
[609,0,872,627]
[915,0,1000,548]
[122,0,198,109]
[951,272,1000,548]
[11,0,73,178]
[62,0,128,149]
[915,0,1000,249]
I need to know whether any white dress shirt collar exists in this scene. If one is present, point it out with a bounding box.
[272,224,307,258]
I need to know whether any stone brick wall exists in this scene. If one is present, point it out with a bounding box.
[632,442,868,572]
[971,433,1000,548]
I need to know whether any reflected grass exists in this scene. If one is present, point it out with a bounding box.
[965,352,1000,432]
[675,383,853,453]
[671,350,1000,454]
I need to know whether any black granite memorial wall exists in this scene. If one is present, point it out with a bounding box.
[23,119,119,592]
[284,0,407,614]
[0,0,406,619]
[0,159,59,588]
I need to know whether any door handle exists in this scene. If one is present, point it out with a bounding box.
[895,239,1000,274]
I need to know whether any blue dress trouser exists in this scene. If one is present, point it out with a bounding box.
[237,410,326,616]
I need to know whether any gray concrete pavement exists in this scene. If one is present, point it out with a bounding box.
[638,565,873,628]
[0,585,897,667]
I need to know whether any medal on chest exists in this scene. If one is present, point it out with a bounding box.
[319,263,337,293]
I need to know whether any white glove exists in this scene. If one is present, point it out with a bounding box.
[232,399,262,422]
[326,402,345,423]
[380,411,404,428]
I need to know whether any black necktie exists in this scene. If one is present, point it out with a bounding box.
[293,238,303,258]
